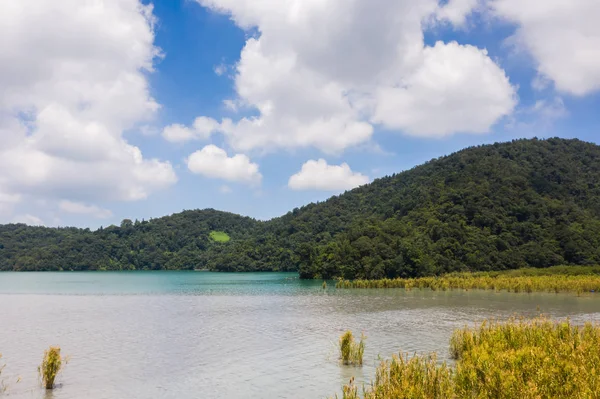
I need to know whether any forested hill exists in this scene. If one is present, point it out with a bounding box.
[2,138,600,278]
[0,210,261,271]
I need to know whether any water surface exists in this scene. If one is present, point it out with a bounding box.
[1,272,599,398]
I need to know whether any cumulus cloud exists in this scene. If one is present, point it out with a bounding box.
[59,200,113,219]
[162,117,220,143]
[187,145,262,185]
[288,159,369,191]
[491,0,600,96]
[0,0,177,219]
[436,0,481,26]
[372,41,516,137]
[172,0,516,153]
[13,214,44,226]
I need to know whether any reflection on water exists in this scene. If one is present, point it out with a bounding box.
[0,272,599,398]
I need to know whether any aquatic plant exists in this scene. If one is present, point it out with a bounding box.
[452,317,600,398]
[322,281,328,289]
[39,346,64,389]
[335,270,600,295]
[339,331,365,366]
[333,317,600,398]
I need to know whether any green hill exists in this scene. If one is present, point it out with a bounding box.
[2,138,600,277]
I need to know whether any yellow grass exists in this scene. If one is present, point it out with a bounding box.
[339,331,366,366]
[38,346,64,389]
[334,317,600,398]
[335,273,600,295]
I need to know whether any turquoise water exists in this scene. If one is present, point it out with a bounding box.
[1,272,600,398]
[0,271,312,295]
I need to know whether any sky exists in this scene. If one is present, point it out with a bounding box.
[0,0,599,228]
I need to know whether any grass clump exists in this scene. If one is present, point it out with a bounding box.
[334,317,600,398]
[336,270,600,295]
[451,317,600,398]
[322,281,327,289]
[339,331,365,366]
[39,346,64,390]
[209,231,230,243]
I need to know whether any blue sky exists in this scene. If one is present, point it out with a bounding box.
[1,0,599,228]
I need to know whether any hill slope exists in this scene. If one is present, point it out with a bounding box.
[2,138,600,276]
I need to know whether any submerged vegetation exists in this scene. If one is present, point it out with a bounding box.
[3,139,600,277]
[336,317,600,399]
[339,331,365,366]
[336,267,600,294]
[39,346,64,390]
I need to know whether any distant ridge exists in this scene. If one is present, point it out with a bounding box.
[2,138,600,279]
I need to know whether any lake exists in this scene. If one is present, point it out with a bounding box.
[1,272,599,398]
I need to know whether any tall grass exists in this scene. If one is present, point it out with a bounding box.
[334,317,600,398]
[336,271,600,295]
[39,346,64,389]
[451,317,600,398]
[339,331,365,366]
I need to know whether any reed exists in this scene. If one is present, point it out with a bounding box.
[334,317,600,398]
[38,346,64,389]
[323,281,328,289]
[335,272,600,295]
[452,317,600,398]
[339,331,365,366]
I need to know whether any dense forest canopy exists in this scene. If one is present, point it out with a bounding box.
[2,138,600,279]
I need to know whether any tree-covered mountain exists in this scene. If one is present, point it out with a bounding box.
[2,138,600,278]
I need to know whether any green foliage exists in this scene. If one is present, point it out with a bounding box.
[3,138,600,276]
[39,346,63,390]
[209,231,231,243]
[339,331,365,366]
[299,138,600,279]
[335,317,600,399]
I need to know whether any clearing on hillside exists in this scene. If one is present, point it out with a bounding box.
[209,231,230,243]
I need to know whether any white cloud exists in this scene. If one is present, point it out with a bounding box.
[506,96,567,131]
[59,200,113,219]
[214,63,228,76]
[187,145,262,185]
[171,0,517,153]
[13,214,44,226]
[288,159,369,191]
[162,117,220,143]
[372,41,517,137]
[436,0,481,26]
[491,0,600,96]
[139,125,161,136]
[0,0,177,217]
